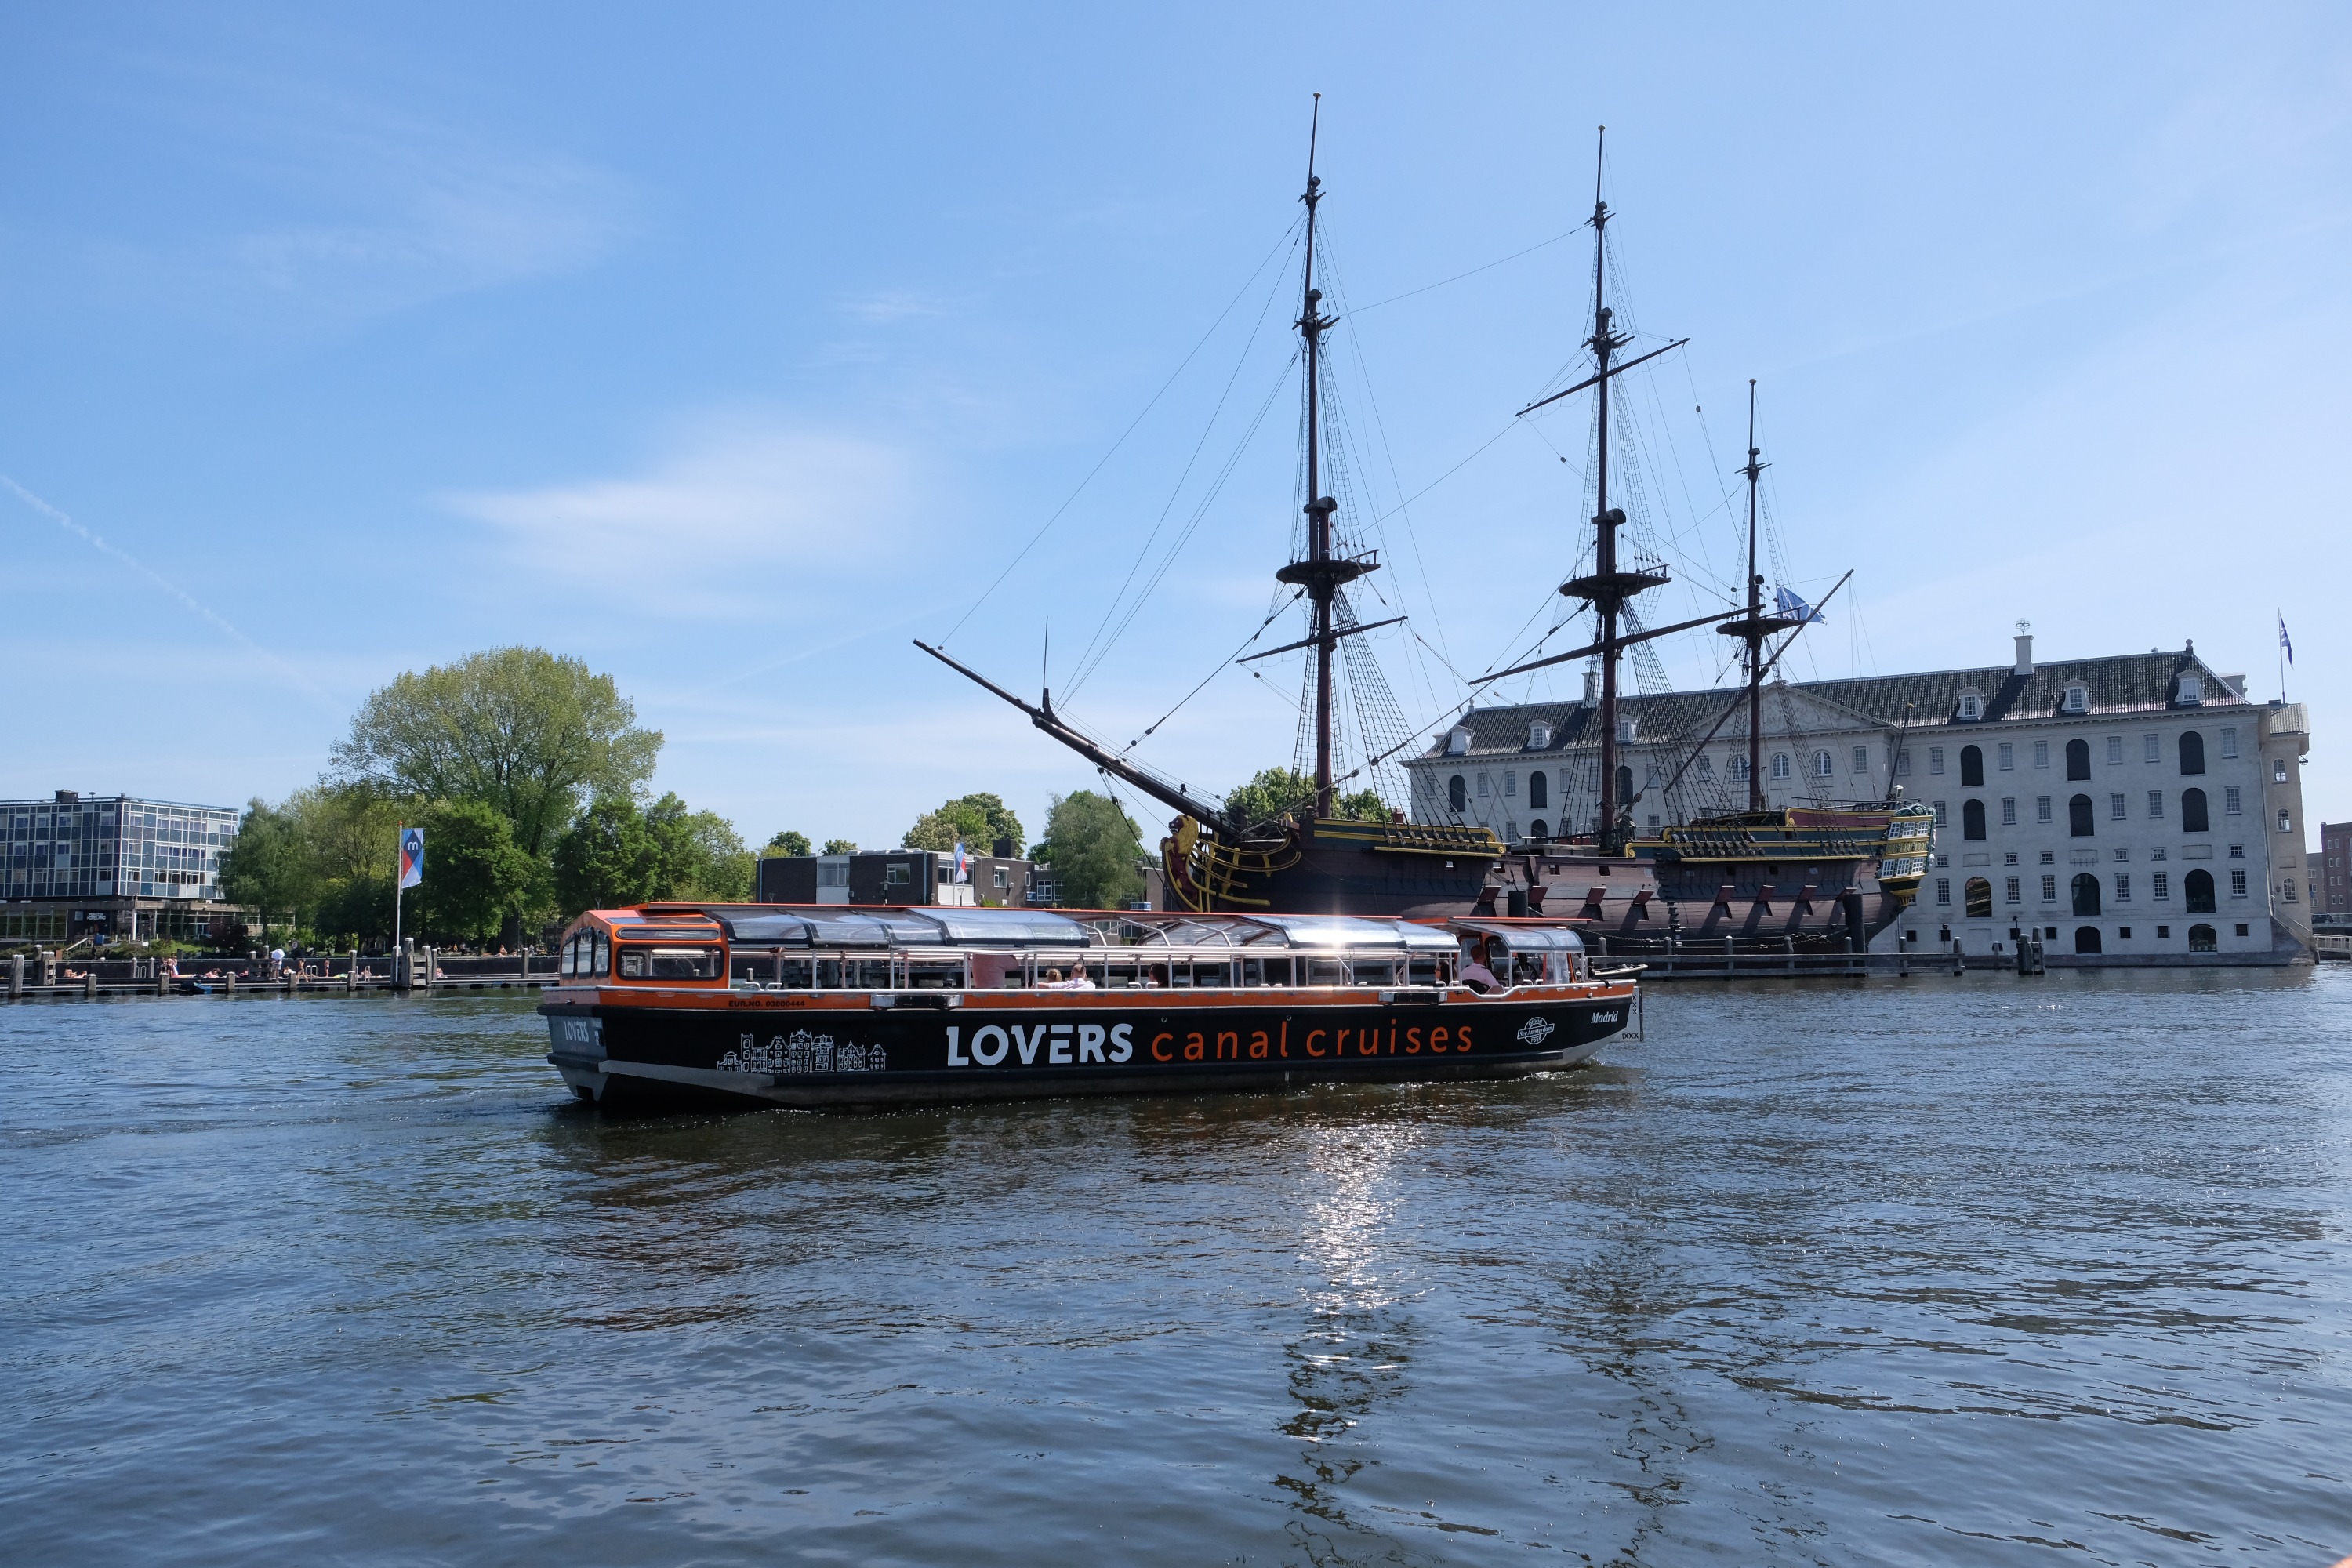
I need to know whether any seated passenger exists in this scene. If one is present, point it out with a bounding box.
[1460,942,1501,993]
[1061,966,1096,990]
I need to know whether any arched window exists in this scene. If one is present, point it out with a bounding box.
[1812,750,1833,777]
[2180,731,2205,775]
[2065,739,2090,780]
[2188,922,2217,952]
[2274,758,2288,783]
[1528,769,1548,809]
[2182,787,2209,833]
[1729,755,1751,782]
[2074,926,2103,954]
[1962,800,1987,840]
[1615,765,1634,806]
[2068,794,2095,836]
[1959,745,1984,787]
[2285,877,2298,902]
[1448,775,1466,813]
[1964,877,1992,917]
[2184,869,2216,913]
[2071,873,2102,916]
[1771,753,1791,780]
[1528,819,1547,840]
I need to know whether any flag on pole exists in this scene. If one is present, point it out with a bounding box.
[399,827,425,889]
[1775,586,1827,625]
[2279,614,2293,664]
[953,840,970,884]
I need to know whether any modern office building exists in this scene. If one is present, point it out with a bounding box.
[1,790,247,945]
[1407,635,2311,964]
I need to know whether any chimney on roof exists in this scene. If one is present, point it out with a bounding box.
[2013,622,2034,677]
[1581,670,1599,709]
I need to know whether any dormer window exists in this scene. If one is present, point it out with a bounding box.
[1445,725,1470,757]
[2063,683,2089,713]
[1528,721,1552,750]
[1958,691,1984,721]
[1617,718,1638,744]
[2177,675,2204,706]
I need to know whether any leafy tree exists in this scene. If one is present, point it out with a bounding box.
[645,793,753,901]
[413,798,539,943]
[1039,791,1144,909]
[553,796,662,914]
[764,829,813,858]
[218,797,307,941]
[330,648,661,859]
[904,792,1024,856]
[822,838,858,855]
[1223,767,1389,829]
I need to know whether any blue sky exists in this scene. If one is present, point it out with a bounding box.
[5,4,2348,851]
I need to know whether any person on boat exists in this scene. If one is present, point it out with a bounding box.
[1461,942,1501,993]
[1062,964,1096,990]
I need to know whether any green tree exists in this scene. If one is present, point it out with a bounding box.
[764,829,813,857]
[645,793,753,901]
[413,798,539,943]
[553,796,662,915]
[218,797,308,941]
[904,792,1024,856]
[330,648,662,860]
[822,838,858,855]
[1223,767,1389,829]
[1039,791,1144,909]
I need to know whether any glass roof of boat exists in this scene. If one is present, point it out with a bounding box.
[695,905,1097,948]
[1448,918,1587,951]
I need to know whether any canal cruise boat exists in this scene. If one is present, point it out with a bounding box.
[541,904,1638,1110]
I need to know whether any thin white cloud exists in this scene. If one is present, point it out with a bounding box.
[837,289,953,323]
[445,419,921,612]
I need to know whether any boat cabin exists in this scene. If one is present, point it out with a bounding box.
[553,905,1594,994]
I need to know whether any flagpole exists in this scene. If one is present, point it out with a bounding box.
[394,819,403,956]
[2278,612,2289,702]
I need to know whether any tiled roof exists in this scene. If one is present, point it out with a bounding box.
[1422,648,2252,760]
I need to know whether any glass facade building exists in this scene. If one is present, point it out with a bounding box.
[2,793,242,942]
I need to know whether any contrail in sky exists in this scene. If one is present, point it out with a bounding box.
[1,472,340,713]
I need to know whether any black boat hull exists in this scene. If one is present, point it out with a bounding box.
[543,993,1630,1110]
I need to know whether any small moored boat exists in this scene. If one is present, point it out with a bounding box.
[540,904,1636,1110]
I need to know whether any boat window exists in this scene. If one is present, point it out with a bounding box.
[1349,959,1398,987]
[561,937,577,978]
[618,945,721,980]
[1191,962,1229,988]
[775,956,815,989]
[1510,951,1548,985]
[593,934,610,977]
[1409,956,1445,986]
[849,958,893,989]
[904,958,964,989]
[1305,956,1347,987]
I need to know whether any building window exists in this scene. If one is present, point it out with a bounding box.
[1965,877,1992,916]
[2115,873,2130,901]
[1729,756,1750,782]
[2274,758,2288,783]
[2180,731,2205,774]
[1998,742,2016,771]
[2188,923,2217,952]
[2184,869,2216,913]
[2005,876,2021,903]
[1853,746,1869,774]
[2002,797,2017,826]
[2072,873,2101,916]
[884,862,911,886]
[2152,872,2169,900]
[1529,721,1552,749]
[1446,726,1470,757]
[2037,796,2053,824]
[2223,784,2241,815]
[2041,874,2058,902]
[2107,735,2124,765]
[2230,867,2248,898]
[2065,738,2091,779]
[2285,877,2299,902]
[2069,795,2095,836]
[1813,750,1834,778]
[1771,753,1791,780]
[1960,746,1984,786]
[1448,775,1466,812]
[2179,675,2205,704]
[2147,790,2165,818]
[2109,792,2126,820]
[2182,788,2209,833]
[2063,684,2089,713]
[2034,739,2051,769]
[1896,750,1911,776]
[2229,842,2244,858]
[1617,718,1639,743]
[1963,800,1987,840]
[1504,771,1517,797]
[2278,809,2293,835]
[1958,693,1982,720]
[1477,774,1491,799]
[1692,756,1712,783]
[2220,727,2238,759]
[1529,769,1548,808]
[2143,734,2160,762]
[1933,800,1947,826]
[1936,878,1951,906]
[1929,746,1945,774]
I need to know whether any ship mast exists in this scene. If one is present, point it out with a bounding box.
[1717,381,1796,811]
[1274,93,1371,820]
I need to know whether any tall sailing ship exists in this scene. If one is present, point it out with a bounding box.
[923,118,1929,952]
